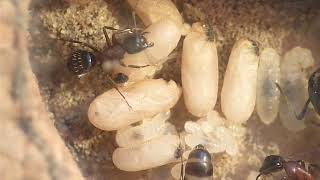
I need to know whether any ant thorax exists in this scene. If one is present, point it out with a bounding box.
[102,59,121,73]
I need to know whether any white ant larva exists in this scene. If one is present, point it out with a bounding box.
[256,48,280,125]
[181,22,219,117]
[88,79,181,131]
[279,47,314,131]
[112,134,180,171]
[127,0,184,28]
[221,39,259,124]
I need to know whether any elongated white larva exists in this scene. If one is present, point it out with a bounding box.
[256,48,280,125]
[116,111,175,147]
[112,135,180,171]
[88,79,181,131]
[127,0,183,27]
[181,23,219,117]
[279,47,314,131]
[221,39,259,124]
[113,20,181,83]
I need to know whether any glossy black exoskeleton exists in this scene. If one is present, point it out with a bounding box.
[180,144,213,180]
[58,13,153,108]
[67,50,96,77]
[256,155,319,180]
[62,25,153,78]
[60,12,153,78]
[113,73,129,84]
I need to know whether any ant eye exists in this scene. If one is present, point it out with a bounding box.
[276,162,281,167]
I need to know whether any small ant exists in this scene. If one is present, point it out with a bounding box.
[58,13,154,107]
[178,144,213,180]
[60,14,154,77]
[276,68,320,121]
[256,155,319,180]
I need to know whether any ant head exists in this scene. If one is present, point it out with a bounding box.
[113,73,129,84]
[194,144,206,150]
[259,155,285,174]
[123,32,154,54]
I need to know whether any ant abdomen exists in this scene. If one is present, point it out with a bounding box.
[67,50,96,77]
[183,145,213,180]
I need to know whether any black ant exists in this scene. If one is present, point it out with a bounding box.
[178,144,213,180]
[256,155,319,180]
[61,20,154,77]
[276,68,320,121]
[58,13,154,107]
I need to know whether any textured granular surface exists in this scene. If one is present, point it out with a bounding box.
[29,0,320,179]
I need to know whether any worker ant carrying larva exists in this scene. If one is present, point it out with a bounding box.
[57,12,154,108]
[276,67,320,122]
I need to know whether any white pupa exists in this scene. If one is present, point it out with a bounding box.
[127,0,188,34]
[256,48,280,125]
[112,134,180,171]
[279,47,314,131]
[113,19,182,83]
[115,111,176,147]
[181,22,219,117]
[88,79,181,131]
[221,39,259,124]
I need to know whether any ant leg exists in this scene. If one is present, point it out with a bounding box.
[106,74,133,109]
[103,26,119,31]
[255,174,263,180]
[103,27,112,47]
[103,26,143,34]
[119,61,150,68]
[57,38,99,52]
[275,82,307,120]
[296,98,311,120]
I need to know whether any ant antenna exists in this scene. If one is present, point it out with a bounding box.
[176,133,184,180]
[255,173,262,180]
[106,74,133,109]
[132,11,138,35]
[274,82,308,120]
[57,38,100,52]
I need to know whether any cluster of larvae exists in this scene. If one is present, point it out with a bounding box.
[86,0,316,177]
[257,47,315,131]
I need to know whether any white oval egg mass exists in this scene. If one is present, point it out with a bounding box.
[112,134,180,171]
[181,22,219,117]
[88,79,181,131]
[221,39,259,124]
[256,48,280,125]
